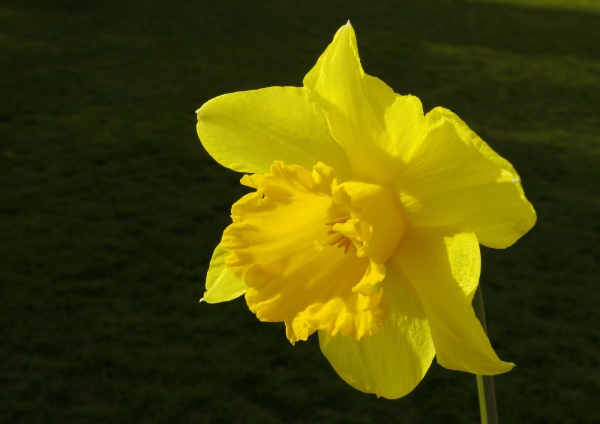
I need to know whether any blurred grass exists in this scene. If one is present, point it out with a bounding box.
[471,0,600,12]
[1,0,599,423]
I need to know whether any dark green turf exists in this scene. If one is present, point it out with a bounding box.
[1,0,599,422]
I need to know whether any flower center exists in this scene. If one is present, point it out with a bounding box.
[315,216,354,254]
[325,216,352,254]
[222,161,388,343]
[333,181,407,264]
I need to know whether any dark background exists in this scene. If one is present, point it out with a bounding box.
[1,0,599,422]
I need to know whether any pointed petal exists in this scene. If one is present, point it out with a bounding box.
[318,265,434,399]
[392,227,513,375]
[197,86,352,180]
[202,243,246,303]
[303,23,427,184]
[398,110,536,248]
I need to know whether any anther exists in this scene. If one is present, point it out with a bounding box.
[337,238,351,254]
[325,216,350,226]
[329,235,345,246]
[322,216,353,254]
[343,240,351,254]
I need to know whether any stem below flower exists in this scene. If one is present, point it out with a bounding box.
[473,286,499,424]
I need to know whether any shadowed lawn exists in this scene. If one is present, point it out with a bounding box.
[1,0,598,422]
[471,0,600,12]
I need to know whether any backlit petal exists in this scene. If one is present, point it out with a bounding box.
[397,112,536,248]
[221,162,388,343]
[303,23,427,184]
[392,227,514,375]
[319,265,434,399]
[201,243,246,303]
[197,86,352,179]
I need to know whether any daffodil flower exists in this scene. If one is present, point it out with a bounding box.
[196,23,536,399]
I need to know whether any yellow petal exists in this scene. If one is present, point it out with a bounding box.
[303,23,427,184]
[221,161,388,343]
[318,264,435,399]
[197,86,352,180]
[201,243,246,303]
[392,227,514,375]
[397,112,536,248]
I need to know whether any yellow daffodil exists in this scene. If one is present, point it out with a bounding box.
[196,23,536,399]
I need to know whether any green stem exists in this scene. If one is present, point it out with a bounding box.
[473,286,499,424]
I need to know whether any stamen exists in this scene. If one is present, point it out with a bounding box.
[338,238,351,254]
[342,238,351,254]
[329,235,345,246]
[325,216,350,226]
[319,216,353,255]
